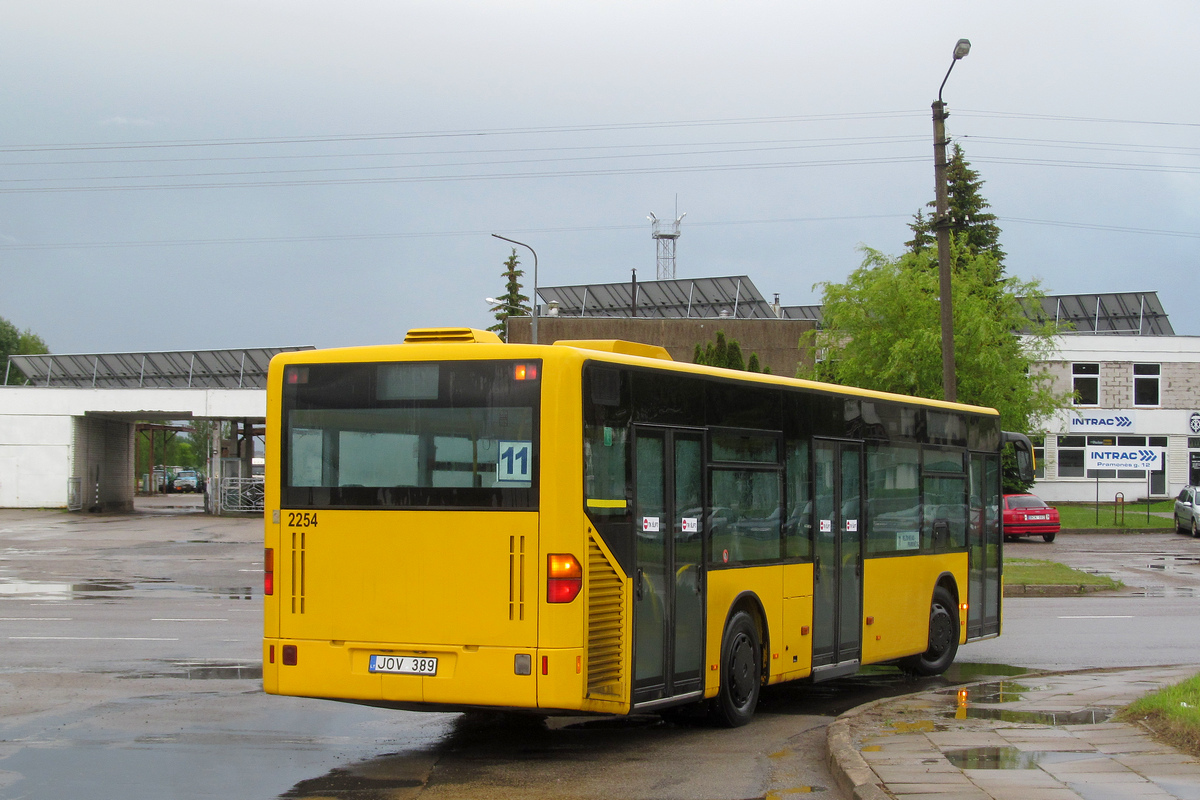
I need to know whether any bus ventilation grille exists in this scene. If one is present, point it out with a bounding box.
[403,327,504,344]
[586,536,625,699]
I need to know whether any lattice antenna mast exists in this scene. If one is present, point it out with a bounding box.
[647,209,685,280]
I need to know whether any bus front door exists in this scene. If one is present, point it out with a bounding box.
[632,427,706,706]
[811,439,863,679]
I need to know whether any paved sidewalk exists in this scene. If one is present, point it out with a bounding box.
[828,665,1200,800]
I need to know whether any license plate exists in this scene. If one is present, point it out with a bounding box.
[1028,514,1049,520]
[369,655,438,675]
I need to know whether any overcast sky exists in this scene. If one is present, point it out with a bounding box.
[2,1,1197,355]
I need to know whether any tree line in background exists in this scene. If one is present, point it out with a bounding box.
[0,315,50,385]
[692,331,769,373]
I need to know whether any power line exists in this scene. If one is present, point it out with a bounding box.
[0,154,930,193]
[5,213,1195,252]
[1001,217,1200,239]
[0,139,930,185]
[0,111,923,154]
[0,214,908,251]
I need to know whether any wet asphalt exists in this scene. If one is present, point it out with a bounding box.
[2,510,1198,799]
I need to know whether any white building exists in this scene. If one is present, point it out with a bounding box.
[1031,334,1200,503]
[0,348,307,511]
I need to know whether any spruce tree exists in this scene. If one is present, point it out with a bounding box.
[906,143,1005,268]
[487,249,530,342]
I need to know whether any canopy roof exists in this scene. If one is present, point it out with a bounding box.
[7,346,313,389]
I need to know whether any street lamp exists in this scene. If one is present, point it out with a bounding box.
[933,38,970,403]
[491,234,539,344]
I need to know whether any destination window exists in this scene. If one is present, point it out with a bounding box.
[1072,363,1099,406]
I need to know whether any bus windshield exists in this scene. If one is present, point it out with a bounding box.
[281,359,540,510]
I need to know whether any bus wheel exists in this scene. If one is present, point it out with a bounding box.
[710,611,761,728]
[900,587,959,676]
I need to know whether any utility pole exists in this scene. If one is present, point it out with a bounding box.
[932,38,971,403]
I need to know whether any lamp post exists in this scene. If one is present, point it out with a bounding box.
[491,234,539,344]
[933,38,970,403]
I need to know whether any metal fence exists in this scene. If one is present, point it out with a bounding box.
[218,477,265,513]
[67,477,83,511]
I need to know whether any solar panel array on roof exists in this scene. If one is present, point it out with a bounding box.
[537,277,1172,337]
[6,346,314,389]
[1028,292,1173,336]
[538,275,782,319]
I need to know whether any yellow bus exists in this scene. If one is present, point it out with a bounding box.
[262,327,1032,726]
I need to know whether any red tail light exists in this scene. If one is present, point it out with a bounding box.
[264,548,274,596]
[547,554,582,603]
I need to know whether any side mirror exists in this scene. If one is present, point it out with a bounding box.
[1002,431,1036,485]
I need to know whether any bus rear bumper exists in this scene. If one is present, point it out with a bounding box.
[263,639,588,712]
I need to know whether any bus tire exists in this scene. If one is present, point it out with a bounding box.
[900,586,959,676]
[710,610,761,728]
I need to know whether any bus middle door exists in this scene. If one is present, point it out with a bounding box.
[811,439,863,680]
[632,427,706,707]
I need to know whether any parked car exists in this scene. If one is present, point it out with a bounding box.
[171,469,200,493]
[1002,493,1060,543]
[1174,486,1199,537]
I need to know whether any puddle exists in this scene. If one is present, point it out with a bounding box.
[0,577,253,601]
[938,680,1041,704]
[946,707,1116,725]
[945,746,1101,769]
[121,660,262,680]
[1130,586,1196,598]
[1147,556,1200,571]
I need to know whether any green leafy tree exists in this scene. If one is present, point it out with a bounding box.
[906,143,1006,267]
[799,243,1067,441]
[693,330,769,373]
[487,249,530,342]
[1,315,50,385]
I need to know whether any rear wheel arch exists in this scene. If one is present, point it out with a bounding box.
[722,591,769,676]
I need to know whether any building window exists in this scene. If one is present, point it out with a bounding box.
[1073,363,1099,406]
[1057,435,1085,477]
[1133,364,1160,407]
[1032,436,1045,479]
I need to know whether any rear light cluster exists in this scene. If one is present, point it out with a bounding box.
[264,548,274,595]
[513,363,538,381]
[546,554,582,603]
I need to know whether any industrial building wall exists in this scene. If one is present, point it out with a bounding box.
[506,316,817,377]
[0,413,72,507]
[71,416,135,512]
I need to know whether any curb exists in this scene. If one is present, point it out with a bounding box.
[1003,583,1112,596]
[826,696,894,800]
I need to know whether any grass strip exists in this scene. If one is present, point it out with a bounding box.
[1117,672,1200,758]
[1003,558,1122,589]
[1056,502,1175,531]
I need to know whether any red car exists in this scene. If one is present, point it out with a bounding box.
[1003,494,1060,542]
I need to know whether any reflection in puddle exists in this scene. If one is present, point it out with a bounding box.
[937,680,1043,704]
[945,746,1100,769]
[1129,586,1196,598]
[0,577,253,601]
[946,706,1116,725]
[1147,555,1200,571]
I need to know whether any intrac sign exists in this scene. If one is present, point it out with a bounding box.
[1085,446,1163,472]
[1068,412,1136,433]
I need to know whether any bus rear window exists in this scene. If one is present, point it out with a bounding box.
[281,360,540,510]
